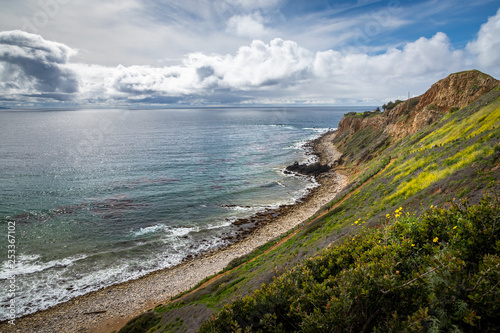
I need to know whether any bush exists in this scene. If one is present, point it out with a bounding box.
[118,312,160,333]
[199,194,500,332]
[385,100,404,111]
[409,97,421,109]
[427,103,437,110]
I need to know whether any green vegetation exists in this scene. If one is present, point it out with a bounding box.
[119,73,500,333]
[382,99,404,111]
[200,196,500,332]
[119,312,161,333]
[344,109,382,118]
[419,98,500,150]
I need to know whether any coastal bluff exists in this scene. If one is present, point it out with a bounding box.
[333,70,499,164]
[194,70,500,332]
[3,70,499,333]
[337,70,498,141]
[117,69,500,332]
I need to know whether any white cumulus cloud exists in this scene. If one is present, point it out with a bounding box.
[314,32,463,78]
[467,8,500,71]
[1,16,499,107]
[205,39,313,89]
[0,30,79,99]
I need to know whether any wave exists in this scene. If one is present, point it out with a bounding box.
[221,204,276,213]
[268,124,295,130]
[283,128,332,154]
[131,224,168,237]
[0,231,227,320]
[283,139,309,151]
[0,254,87,280]
[204,220,234,230]
[130,224,195,238]
[0,116,337,321]
[303,127,335,133]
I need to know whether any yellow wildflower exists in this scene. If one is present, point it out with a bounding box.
[433,237,439,243]
[453,226,457,230]
[411,244,415,247]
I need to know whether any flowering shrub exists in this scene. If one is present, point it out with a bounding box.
[199,195,500,332]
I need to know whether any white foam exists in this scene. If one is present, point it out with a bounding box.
[303,127,333,133]
[283,139,308,151]
[5,261,154,320]
[269,124,295,130]
[18,253,41,262]
[221,205,264,214]
[0,243,209,321]
[131,224,168,237]
[205,220,233,230]
[0,254,86,279]
[131,224,195,238]
[223,203,280,214]
[169,226,195,237]
[1,125,336,321]
[303,155,319,165]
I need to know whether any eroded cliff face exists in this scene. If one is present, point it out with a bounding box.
[415,70,499,112]
[337,70,499,141]
[336,113,385,136]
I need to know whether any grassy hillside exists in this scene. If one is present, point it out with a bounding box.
[118,77,500,333]
[201,196,500,332]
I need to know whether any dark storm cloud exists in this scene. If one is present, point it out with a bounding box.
[23,93,76,101]
[0,30,79,96]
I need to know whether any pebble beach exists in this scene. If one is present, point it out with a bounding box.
[1,131,348,333]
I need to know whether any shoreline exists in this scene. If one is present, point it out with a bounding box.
[1,130,348,333]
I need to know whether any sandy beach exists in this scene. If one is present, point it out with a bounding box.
[1,131,348,333]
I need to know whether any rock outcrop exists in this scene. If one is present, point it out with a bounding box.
[285,161,331,176]
[337,70,499,142]
[415,70,498,112]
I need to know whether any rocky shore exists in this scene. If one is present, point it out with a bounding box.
[1,131,348,333]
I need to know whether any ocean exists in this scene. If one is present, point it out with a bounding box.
[0,106,368,320]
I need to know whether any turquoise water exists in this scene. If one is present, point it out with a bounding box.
[0,107,367,319]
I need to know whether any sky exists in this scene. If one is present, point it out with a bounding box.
[0,0,499,108]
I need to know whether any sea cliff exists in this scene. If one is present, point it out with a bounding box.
[3,70,499,333]
[119,70,500,332]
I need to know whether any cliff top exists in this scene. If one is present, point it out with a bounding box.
[337,70,499,147]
